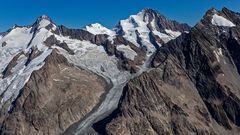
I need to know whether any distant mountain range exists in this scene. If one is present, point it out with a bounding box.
[0,7,239,135]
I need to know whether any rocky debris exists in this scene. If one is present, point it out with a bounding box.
[0,50,107,135]
[92,8,240,135]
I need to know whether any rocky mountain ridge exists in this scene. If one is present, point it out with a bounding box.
[0,8,189,135]
[2,6,240,135]
[92,7,240,135]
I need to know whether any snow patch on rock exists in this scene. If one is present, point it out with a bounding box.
[151,19,181,43]
[116,45,137,61]
[212,14,235,27]
[165,29,181,37]
[214,48,223,62]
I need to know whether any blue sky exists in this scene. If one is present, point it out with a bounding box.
[0,0,239,32]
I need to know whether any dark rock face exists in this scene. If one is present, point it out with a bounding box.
[2,52,23,78]
[113,36,146,73]
[58,25,107,45]
[25,47,43,66]
[44,35,60,46]
[2,47,43,79]
[58,25,94,40]
[44,35,74,55]
[94,66,216,135]
[93,8,240,135]
[148,31,163,50]
[0,50,107,135]
[143,8,191,33]
[1,42,7,47]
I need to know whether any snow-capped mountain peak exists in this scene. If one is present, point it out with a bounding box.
[115,8,190,54]
[201,7,237,28]
[141,8,160,22]
[84,23,115,35]
[0,14,58,108]
[1,7,240,135]
[33,15,55,30]
[37,15,51,21]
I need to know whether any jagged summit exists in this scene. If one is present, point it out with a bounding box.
[92,7,240,135]
[207,7,218,14]
[141,8,165,19]
[35,15,53,25]
[222,7,236,14]
[37,15,51,21]
[199,7,237,27]
[140,8,160,20]
[142,8,157,12]
[32,14,55,30]
[114,8,190,54]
